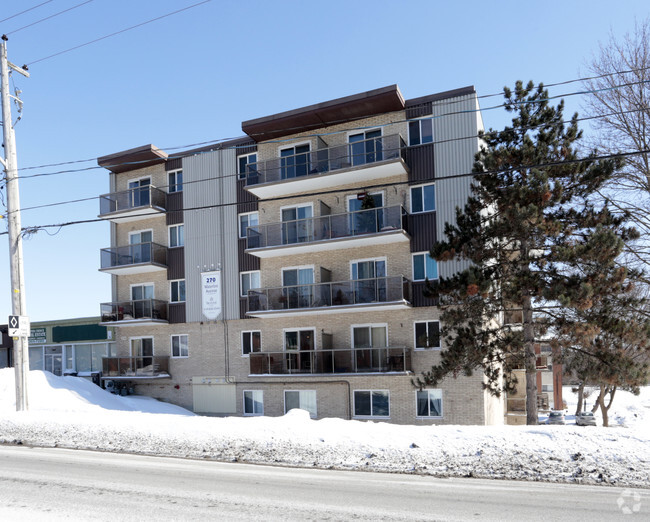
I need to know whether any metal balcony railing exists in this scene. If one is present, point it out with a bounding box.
[100,242,167,270]
[247,276,411,313]
[100,299,168,323]
[249,346,411,375]
[99,185,167,216]
[243,134,407,187]
[102,356,170,378]
[246,206,408,250]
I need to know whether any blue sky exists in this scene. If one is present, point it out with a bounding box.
[1,0,649,322]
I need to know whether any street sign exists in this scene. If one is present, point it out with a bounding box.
[8,315,30,337]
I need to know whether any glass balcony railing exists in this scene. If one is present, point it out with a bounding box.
[102,356,170,378]
[246,206,408,250]
[243,134,407,187]
[249,347,411,375]
[100,242,167,270]
[100,299,168,323]
[99,186,167,216]
[247,276,411,313]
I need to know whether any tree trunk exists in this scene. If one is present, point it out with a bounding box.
[575,383,585,416]
[523,295,538,425]
[598,385,616,428]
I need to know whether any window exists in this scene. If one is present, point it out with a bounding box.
[281,204,313,244]
[351,258,386,303]
[280,143,310,179]
[168,169,183,193]
[347,193,384,234]
[409,118,433,146]
[284,329,315,372]
[412,253,438,281]
[416,389,442,418]
[349,129,382,166]
[414,321,440,349]
[130,284,154,319]
[129,230,153,263]
[130,337,153,357]
[354,390,390,418]
[244,390,264,415]
[240,271,260,297]
[171,334,188,358]
[128,178,151,207]
[284,390,317,417]
[410,183,435,213]
[241,331,261,356]
[282,267,314,308]
[239,211,259,239]
[170,280,186,303]
[169,224,184,247]
[238,152,257,180]
[352,324,387,372]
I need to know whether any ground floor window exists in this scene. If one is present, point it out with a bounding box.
[416,389,442,418]
[171,334,189,358]
[354,390,389,418]
[284,390,317,417]
[243,390,264,415]
[28,343,116,376]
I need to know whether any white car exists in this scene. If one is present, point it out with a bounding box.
[546,411,566,425]
[576,411,597,426]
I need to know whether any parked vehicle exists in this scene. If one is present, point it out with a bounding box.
[546,411,566,425]
[576,411,597,426]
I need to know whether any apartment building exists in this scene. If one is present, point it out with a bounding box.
[96,84,504,425]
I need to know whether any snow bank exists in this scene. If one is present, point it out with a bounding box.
[0,369,648,488]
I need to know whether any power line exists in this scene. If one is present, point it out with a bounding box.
[3,147,648,235]
[0,1,54,25]
[26,0,212,66]
[5,1,94,36]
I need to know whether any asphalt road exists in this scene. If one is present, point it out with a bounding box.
[0,445,645,521]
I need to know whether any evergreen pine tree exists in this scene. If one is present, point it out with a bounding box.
[415,81,641,425]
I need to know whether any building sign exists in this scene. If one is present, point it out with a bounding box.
[201,270,222,320]
[28,327,47,344]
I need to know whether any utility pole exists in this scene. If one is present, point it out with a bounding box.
[0,36,30,411]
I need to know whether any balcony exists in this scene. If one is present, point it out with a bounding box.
[101,356,170,380]
[98,185,167,223]
[247,276,411,318]
[246,206,410,258]
[99,299,168,326]
[99,242,167,275]
[249,347,411,375]
[243,134,409,199]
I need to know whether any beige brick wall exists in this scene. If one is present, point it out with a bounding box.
[113,164,168,192]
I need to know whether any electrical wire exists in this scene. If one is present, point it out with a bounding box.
[3,147,648,234]
[0,1,54,25]
[25,0,212,66]
[5,1,94,36]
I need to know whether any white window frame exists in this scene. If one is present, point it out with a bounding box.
[128,228,153,244]
[237,152,257,180]
[412,252,438,281]
[127,175,151,188]
[282,327,317,351]
[345,191,385,210]
[414,320,441,350]
[238,211,259,239]
[415,389,443,419]
[353,389,390,418]
[170,279,186,303]
[129,336,154,357]
[168,169,183,193]
[241,330,261,356]
[284,389,317,418]
[243,390,264,416]
[279,201,314,218]
[408,117,433,146]
[281,265,315,284]
[349,257,388,279]
[409,183,436,213]
[170,334,189,358]
[240,270,261,298]
[168,224,184,248]
[130,282,154,300]
[346,127,383,142]
[278,140,312,157]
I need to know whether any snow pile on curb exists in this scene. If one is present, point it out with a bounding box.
[1,369,649,487]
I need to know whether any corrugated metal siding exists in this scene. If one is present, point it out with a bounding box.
[406,102,433,119]
[183,149,240,322]
[407,143,435,182]
[432,93,480,278]
[411,281,439,307]
[165,158,183,171]
[166,191,184,225]
[167,246,185,280]
[168,302,186,323]
[408,212,437,252]
[238,238,259,272]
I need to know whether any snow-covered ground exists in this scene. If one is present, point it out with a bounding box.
[0,369,648,487]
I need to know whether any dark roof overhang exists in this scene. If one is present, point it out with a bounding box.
[242,85,405,142]
[97,144,168,174]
